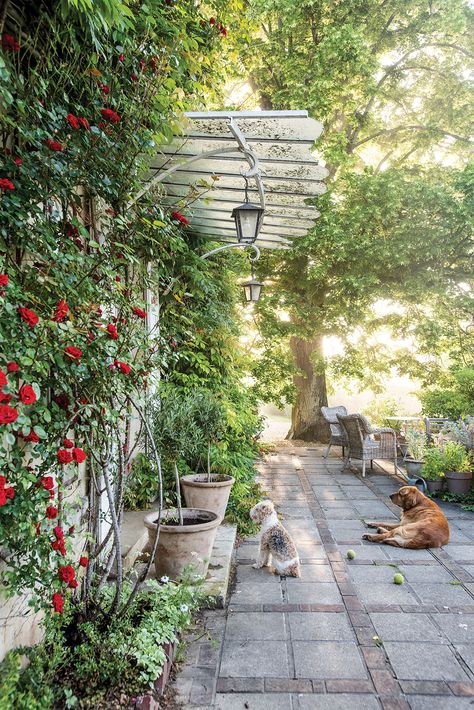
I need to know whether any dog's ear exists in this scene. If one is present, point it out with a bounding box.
[399,486,420,510]
[259,501,274,518]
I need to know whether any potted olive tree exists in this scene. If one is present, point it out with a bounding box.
[143,387,221,580]
[443,442,473,495]
[421,447,446,493]
[405,427,427,477]
[181,389,235,520]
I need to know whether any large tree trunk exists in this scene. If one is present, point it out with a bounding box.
[287,335,330,442]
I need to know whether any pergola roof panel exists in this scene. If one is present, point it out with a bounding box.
[143,110,327,249]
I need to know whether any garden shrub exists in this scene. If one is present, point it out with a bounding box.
[421,368,474,419]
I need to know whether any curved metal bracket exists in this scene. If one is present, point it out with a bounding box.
[201,242,261,261]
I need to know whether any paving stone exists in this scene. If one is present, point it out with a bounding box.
[408,582,473,606]
[354,501,398,517]
[225,612,286,640]
[220,640,289,678]
[340,544,389,560]
[407,698,474,709]
[214,693,293,709]
[293,641,367,679]
[432,612,474,643]
[349,565,406,584]
[381,547,434,560]
[236,564,282,584]
[216,678,264,693]
[284,565,334,582]
[230,583,283,605]
[384,641,468,681]
[370,613,446,642]
[298,694,381,709]
[402,566,455,583]
[237,544,260,560]
[286,582,342,605]
[288,611,354,640]
[454,644,474,674]
[446,546,474,562]
[354,582,418,605]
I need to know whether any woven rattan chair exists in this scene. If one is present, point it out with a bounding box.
[321,405,348,459]
[336,413,398,477]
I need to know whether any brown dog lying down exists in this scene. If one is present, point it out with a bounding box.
[362,485,450,549]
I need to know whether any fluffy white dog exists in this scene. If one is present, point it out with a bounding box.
[250,500,300,577]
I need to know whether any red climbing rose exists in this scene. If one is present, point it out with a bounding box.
[18,307,39,326]
[171,211,189,226]
[133,307,146,318]
[66,113,80,130]
[53,300,68,322]
[63,438,74,449]
[46,505,58,519]
[58,565,75,584]
[100,108,121,124]
[45,139,63,152]
[52,593,64,613]
[19,384,37,405]
[57,449,73,465]
[7,362,18,372]
[72,447,86,463]
[79,556,89,568]
[0,404,18,425]
[64,346,82,360]
[0,179,14,191]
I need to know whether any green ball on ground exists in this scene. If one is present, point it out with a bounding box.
[393,573,404,585]
[346,549,356,560]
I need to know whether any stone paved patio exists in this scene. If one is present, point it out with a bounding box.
[172,446,474,709]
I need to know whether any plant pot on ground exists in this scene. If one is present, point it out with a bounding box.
[421,447,446,494]
[442,442,473,495]
[180,389,234,519]
[404,426,427,477]
[144,507,221,579]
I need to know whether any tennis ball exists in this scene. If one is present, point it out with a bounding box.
[346,549,356,560]
[393,573,404,585]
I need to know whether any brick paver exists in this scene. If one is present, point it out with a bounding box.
[172,446,474,708]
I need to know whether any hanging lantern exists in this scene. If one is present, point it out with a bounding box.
[242,266,263,303]
[232,178,265,244]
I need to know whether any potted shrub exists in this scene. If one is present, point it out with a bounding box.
[144,387,221,580]
[181,389,235,520]
[404,427,427,476]
[443,441,473,495]
[421,447,446,493]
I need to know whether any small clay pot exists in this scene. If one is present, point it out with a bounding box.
[181,474,234,520]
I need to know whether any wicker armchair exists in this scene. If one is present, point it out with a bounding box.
[321,405,348,459]
[336,413,398,477]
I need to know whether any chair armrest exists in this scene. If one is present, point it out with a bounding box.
[372,427,396,436]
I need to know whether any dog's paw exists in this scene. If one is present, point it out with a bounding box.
[362,533,374,541]
[364,521,379,528]
[251,563,262,569]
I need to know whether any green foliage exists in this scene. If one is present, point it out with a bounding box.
[442,441,472,473]
[421,368,474,419]
[362,397,400,430]
[0,576,201,708]
[433,487,474,512]
[123,453,159,511]
[421,448,447,481]
[405,426,427,461]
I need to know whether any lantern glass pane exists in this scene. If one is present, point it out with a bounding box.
[243,284,252,301]
[239,210,258,243]
[251,283,262,302]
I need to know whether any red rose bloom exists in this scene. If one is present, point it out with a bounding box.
[46,505,58,519]
[5,486,14,499]
[18,307,39,327]
[51,538,66,555]
[6,362,18,373]
[19,384,37,405]
[0,392,12,403]
[14,157,22,165]
[53,526,64,539]
[58,565,75,584]
[66,113,80,130]
[0,179,14,191]
[0,404,18,425]
[69,579,78,589]
[53,393,70,410]
[24,431,40,443]
[78,116,90,130]
[52,593,64,613]
[209,17,216,24]
[53,300,68,322]
[65,222,79,238]
[57,449,73,465]
[72,447,86,463]
[116,361,131,375]
[1,33,20,51]
[130,73,138,82]
[133,307,147,319]
[0,274,8,286]
[106,323,118,340]
[40,476,54,490]
[63,438,74,449]
[171,211,189,226]
[0,370,7,387]
[64,346,82,361]
[98,82,110,95]
[0,489,6,507]
[69,525,75,534]
[79,556,88,568]
[45,139,63,152]
[119,53,125,62]
[100,108,121,124]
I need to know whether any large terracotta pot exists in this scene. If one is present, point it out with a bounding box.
[445,470,473,496]
[426,478,444,494]
[181,474,234,520]
[144,508,221,580]
[405,459,423,477]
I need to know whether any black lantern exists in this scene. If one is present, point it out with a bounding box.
[242,266,263,303]
[232,178,265,244]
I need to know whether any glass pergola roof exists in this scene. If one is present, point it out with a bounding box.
[141,110,328,250]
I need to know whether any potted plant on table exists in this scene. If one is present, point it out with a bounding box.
[443,441,473,495]
[421,447,446,493]
[144,387,221,581]
[405,427,427,476]
[181,389,235,520]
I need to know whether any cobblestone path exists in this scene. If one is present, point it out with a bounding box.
[172,446,474,709]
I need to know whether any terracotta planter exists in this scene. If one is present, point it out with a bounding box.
[405,459,423,477]
[144,508,220,580]
[181,474,234,520]
[426,478,444,494]
[445,470,473,496]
